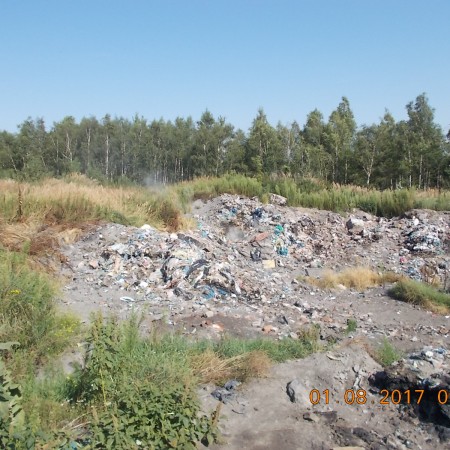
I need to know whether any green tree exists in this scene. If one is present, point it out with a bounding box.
[246,109,282,176]
[79,116,101,176]
[354,124,379,185]
[302,109,331,179]
[190,111,233,177]
[324,97,356,184]
[0,131,18,177]
[405,93,445,188]
[223,129,247,174]
[16,117,50,180]
[49,116,80,175]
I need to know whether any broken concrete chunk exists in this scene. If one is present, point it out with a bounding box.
[346,217,365,230]
[88,260,99,269]
[286,379,310,405]
[269,193,287,206]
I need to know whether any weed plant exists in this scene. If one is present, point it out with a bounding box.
[2,176,449,240]
[376,338,403,367]
[389,279,450,313]
[346,319,357,334]
[1,313,321,447]
[0,250,80,368]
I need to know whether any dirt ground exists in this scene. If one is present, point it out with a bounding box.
[56,195,450,449]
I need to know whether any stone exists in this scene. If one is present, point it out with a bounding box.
[249,231,270,243]
[262,324,277,333]
[269,193,287,206]
[286,379,310,406]
[346,217,365,230]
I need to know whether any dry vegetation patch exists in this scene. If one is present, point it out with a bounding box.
[303,266,403,291]
[0,176,187,233]
[190,349,271,385]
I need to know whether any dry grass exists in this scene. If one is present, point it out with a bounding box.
[190,349,271,384]
[0,176,189,269]
[304,267,403,291]
[0,176,187,231]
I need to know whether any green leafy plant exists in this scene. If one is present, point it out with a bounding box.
[346,318,357,334]
[67,315,218,449]
[0,342,24,446]
[376,338,403,367]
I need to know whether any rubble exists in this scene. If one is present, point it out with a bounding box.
[59,194,449,342]
[369,347,450,429]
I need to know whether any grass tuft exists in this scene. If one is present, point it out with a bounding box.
[389,279,450,313]
[346,318,357,334]
[0,249,80,367]
[375,337,403,367]
[303,267,402,291]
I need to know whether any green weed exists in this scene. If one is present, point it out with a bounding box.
[0,250,80,366]
[389,279,450,313]
[375,338,403,367]
[346,319,357,334]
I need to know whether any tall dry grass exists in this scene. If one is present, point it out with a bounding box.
[304,267,403,291]
[0,176,186,259]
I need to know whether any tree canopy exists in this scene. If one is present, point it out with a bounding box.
[1,94,449,188]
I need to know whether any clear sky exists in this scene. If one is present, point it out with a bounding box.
[1,0,449,134]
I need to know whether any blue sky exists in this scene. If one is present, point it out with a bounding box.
[1,0,449,133]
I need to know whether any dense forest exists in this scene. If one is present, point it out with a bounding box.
[1,93,449,189]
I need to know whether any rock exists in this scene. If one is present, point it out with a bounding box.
[249,231,270,243]
[346,217,365,230]
[269,193,287,206]
[262,324,277,333]
[286,379,309,405]
[303,412,320,422]
[88,260,99,269]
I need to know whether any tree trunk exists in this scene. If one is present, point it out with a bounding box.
[86,127,91,174]
[105,134,110,178]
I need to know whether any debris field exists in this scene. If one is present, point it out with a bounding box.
[58,194,450,449]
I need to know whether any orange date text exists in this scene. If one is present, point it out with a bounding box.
[308,389,449,406]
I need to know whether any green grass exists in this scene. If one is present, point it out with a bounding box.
[204,326,321,363]
[389,279,450,313]
[0,177,184,232]
[2,177,449,242]
[2,313,321,448]
[0,249,81,369]
[346,318,357,334]
[375,337,403,367]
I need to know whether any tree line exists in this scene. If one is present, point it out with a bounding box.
[1,93,449,189]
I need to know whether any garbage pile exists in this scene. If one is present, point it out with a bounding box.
[62,194,449,332]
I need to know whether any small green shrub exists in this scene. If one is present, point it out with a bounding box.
[66,315,218,449]
[346,319,357,334]
[0,250,80,363]
[376,338,403,367]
